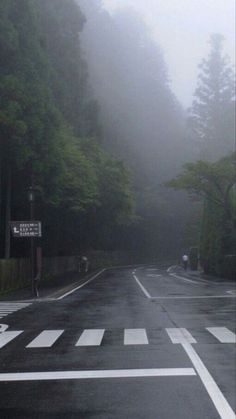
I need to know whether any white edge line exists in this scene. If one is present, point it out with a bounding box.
[133,274,151,299]
[0,368,196,382]
[151,295,236,300]
[57,269,106,300]
[182,343,235,419]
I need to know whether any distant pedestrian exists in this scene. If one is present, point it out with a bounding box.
[80,255,89,273]
[182,254,189,271]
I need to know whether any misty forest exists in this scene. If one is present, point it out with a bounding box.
[0,0,235,278]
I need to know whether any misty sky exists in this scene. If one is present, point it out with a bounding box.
[102,0,235,107]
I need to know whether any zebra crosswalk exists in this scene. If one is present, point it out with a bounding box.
[0,302,32,319]
[0,327,235,350]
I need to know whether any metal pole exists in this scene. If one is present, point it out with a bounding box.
[30,198,35,296]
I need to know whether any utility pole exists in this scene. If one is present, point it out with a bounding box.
[28,186,38,297]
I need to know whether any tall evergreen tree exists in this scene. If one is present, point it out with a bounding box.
[188,34,235,161]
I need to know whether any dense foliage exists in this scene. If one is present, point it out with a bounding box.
[0,0,134,258]
[1,0,234,271]
[168,35,235,276]
[168,153,236,276]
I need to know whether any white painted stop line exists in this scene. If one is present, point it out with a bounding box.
[182,343,235,419]
[0,368,196,382]
[166,328,236,419]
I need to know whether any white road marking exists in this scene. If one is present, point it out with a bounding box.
[133,274,151,298]
[0,303,30,306]
[167,265,179,273]
[170,273,199,284]
[26,330,64,348]
[0,303,31,319]
[76,329,105,346]
[0,368,196,382]
[151,295,236,299]
[147,274,162,278]
[182,343,235,419]
[206,327,236,343]
[227,290,236,295]
[0,324,9,332]
[0,331,23,348]
[57,270,106,300]
[124,329,149,345]
[166,328,197,344]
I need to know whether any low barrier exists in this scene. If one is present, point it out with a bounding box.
[0,252,179,294]
[0,251,140,294]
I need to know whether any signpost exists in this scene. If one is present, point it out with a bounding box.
[10,221,42,297]
[10,221,42,238]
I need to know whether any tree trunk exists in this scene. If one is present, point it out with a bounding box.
[0,158,1,253]
[5,166,11,259]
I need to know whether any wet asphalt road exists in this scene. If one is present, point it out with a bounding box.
[0,265,235,419]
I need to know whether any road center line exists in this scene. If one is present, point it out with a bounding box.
[0,368,196,382]
[57,269,106,300]
[182,343,235,419]
[133,274,151,298]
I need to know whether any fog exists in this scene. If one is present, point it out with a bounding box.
[102,0,235,107]
[77,0,235,256]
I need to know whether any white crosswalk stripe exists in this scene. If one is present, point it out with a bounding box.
[206,327,236,343]
[124,328,149,345]
[0,327,235,349]
[0,303,31,319]
[0,331,23,348]
[26,330,64,348]
[166,328,197,344]
[76,329,105,346]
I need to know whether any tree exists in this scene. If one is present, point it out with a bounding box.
[167,154,236,225]
[167,152,236,275]
[188,34,235,161]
